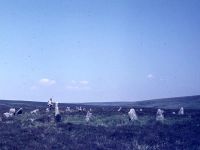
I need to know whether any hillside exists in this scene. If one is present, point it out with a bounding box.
[0,96,200,149]
[84,95,200,109]
[1,95,200,109]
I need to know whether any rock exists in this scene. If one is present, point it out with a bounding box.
[46,108,50,112]
[55,102,59,115]
[66,107,71,112]
[48,98,53,110]
[3,108,16,118]
[55,102,61,122]
[128,108,138,121]
[156,109,164,122]
[178,107,184,115]
[76,106,82,111]
[9,108,16,115]
[16,108,23,115]
[31,109,39,114]
[118,107,122,112]
[85,111,92,122]
[3,112,13,118]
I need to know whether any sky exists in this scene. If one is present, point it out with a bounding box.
[0,0,200,102]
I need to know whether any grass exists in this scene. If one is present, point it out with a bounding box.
[0,102,200,150]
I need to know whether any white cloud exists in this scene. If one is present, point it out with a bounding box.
[30,78,56,91]
[66,85,80,90]
[71,80,89,85]
[71,80,77,84]
[30,85,37,90]
[39,78,56,86]
[79,80,89,85]
[66,85,90,90]
[66,80,90,90]
[159,78,165,81]
[147,74,154,79]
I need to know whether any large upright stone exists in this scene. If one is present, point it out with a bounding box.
[178,107,184,115]
[156,109,164,122]
[128,108,138,121]
[85,111,92,122]
[55,102,61,122]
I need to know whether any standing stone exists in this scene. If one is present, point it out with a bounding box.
[46,108,50,113]
[66,107,71,112]
[156,109,164,122]
[118,107,122,112]
[55,102,61,122]
[128,108,138,121]
[85,111,92,122]
[9,108,16,115]
[178,107,184,115]
[48,98,53,110]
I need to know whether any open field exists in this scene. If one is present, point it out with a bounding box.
[0,98,200,150]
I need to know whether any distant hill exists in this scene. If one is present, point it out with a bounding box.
[84,95,200,109]
[1,95,200,109]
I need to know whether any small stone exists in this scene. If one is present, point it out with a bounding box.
[3,112,12,118]
[31,109,39,114]
[16,108,23,115]
[118,107,122,112]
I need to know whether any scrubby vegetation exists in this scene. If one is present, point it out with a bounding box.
[0,100,200,150]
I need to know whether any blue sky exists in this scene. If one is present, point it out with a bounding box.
[0,0,200,102]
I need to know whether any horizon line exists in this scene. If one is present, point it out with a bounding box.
[0,94,199,104]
